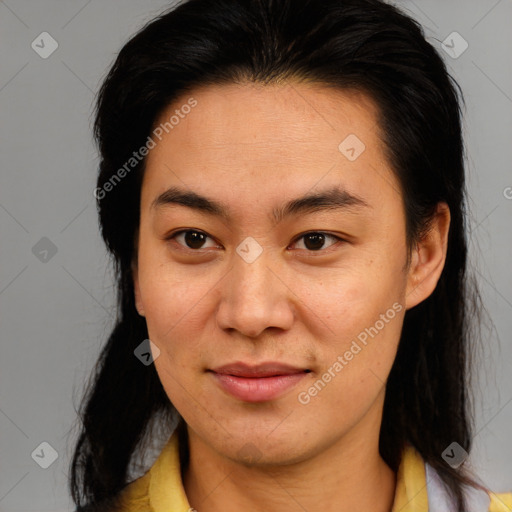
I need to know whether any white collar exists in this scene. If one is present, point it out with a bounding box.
[425,462,490,512]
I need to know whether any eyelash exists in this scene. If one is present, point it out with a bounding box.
[165,229,345,254]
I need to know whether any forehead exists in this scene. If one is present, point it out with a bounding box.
[153,81,382,153]
[141,81,402,218]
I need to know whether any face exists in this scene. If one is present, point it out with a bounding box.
[132,81,446,466]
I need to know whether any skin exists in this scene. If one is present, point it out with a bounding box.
[132,81,450,512]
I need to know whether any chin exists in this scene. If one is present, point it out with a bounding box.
[211,429,314,467]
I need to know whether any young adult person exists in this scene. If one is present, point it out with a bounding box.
[70,1,512,510]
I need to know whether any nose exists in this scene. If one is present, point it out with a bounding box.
[215,245,295,339]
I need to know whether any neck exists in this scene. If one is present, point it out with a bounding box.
[182,404,397,512]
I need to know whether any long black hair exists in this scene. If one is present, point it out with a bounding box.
[70,0,485,510]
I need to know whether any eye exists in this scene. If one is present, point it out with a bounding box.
[166,229,219,251]
[290,232,344,252]
[166,229,344,253]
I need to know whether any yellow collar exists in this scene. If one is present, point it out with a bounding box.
[116,433,510,512]
[391,442,429,512]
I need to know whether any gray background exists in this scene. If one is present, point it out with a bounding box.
[0,0,511,510]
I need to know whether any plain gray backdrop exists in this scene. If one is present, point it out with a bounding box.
[0,1,511,510]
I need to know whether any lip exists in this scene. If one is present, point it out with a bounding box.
[209,362,310,402]
[211,361,308,377]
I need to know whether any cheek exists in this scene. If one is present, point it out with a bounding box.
[137,238,212,332]
[292,250,407,402]
[293,298,405,436]
[136,253,207,390]
[314,281,404,383]
[300,250,407,338]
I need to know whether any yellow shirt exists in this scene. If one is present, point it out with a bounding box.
[114,433,512,512]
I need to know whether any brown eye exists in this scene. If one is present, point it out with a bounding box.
[291,232,342,252]
[168,230,218,250]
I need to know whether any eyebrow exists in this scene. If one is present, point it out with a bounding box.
[151,185,369,224]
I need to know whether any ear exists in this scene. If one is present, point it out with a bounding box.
[405,202,450,310]
[132,232,145,317]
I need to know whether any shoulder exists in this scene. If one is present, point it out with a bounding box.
[426,462,512,512]
[73,472,152,512]
[489,492,512,512]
